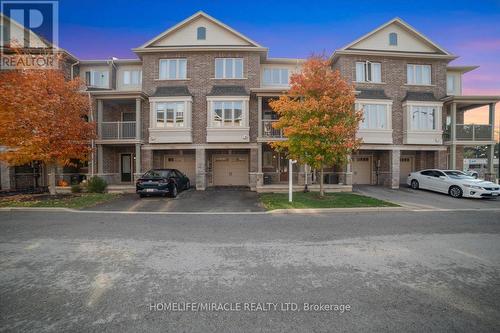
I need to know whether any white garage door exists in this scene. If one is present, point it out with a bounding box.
[352,156,372,185]
[400,157,414,184]
[213,155,249,186]
[164,155,196,183]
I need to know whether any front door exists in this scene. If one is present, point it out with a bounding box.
[121,154,132,182]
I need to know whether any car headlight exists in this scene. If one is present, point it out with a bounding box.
[463,184,482,190]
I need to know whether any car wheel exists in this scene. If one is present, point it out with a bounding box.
[410,180,419,190]
[449,185,463,198]
[170,185,178,198]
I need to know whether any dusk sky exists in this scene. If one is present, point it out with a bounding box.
[26,0,500,134]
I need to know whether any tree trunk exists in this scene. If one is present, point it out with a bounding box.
[48,163,56,195]
[319,164,324,197]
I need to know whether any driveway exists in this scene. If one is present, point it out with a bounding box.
[88,187,265,212]
[355,184,500,210]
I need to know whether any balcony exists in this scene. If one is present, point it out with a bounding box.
[444,124,493,143]
[100,121,137,140]
[262,119,284,139]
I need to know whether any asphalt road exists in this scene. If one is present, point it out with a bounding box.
[1,210,499,332]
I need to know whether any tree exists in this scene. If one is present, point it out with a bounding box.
[269,55,362,196]
[0,68,95,194]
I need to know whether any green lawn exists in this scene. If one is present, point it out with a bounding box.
[0,193,120,209]
[259,192,398,210]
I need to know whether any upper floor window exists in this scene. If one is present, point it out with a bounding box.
[446,74,456,95]
[159,59,187,80]
[410,105,436,130]
[263,68,289,86]
[156,102,185,128]
[355,61,381,83]
[407,64,431,85]
[85,70,109,87]
[389,32,398,46]
[215,58,243,79]
[359,103,388,129]
[197,27,206,40]
[212,101,244,127]
[123,70,142,85]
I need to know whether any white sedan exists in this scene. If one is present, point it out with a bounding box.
[407,169,500,198]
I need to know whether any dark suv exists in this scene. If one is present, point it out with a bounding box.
[136,169,190,198]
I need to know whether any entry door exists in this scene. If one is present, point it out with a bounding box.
[352,157,372,184]
[121,154,132,182]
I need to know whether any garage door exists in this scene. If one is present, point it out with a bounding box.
[400,157,414,184]
[213,155,249,186]
[352,156,372,185]
[164,155,196,183]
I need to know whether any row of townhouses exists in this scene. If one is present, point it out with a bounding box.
[0,11,498,192]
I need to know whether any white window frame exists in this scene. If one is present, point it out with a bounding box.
[149,97,192,130]
[123,70,142,86]
[159,59,187,80]
[86,70,109,88]
[355,99,393,130]
[262,67,289,86]
[407,64,432,85]
[206,96,249,128]
[403,101,442,132]
[215,58,244,79]
[446,74,456,95]
[355,61,381,83]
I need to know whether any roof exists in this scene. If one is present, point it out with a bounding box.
[403,91,438,102]
[152,86,192,97]
[207,85,249,96]
[446,66,479,73]
[356,89,390,100]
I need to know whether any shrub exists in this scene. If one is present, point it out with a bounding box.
[71,184,82,193]
[86,176,107,193]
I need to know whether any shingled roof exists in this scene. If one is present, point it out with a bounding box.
[207,85,249,96]
[403,91,438,102]
[152,86,192,97]
[356,89,390,100]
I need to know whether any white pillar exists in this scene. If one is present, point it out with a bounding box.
[97,144,104,175]
[135,143,141,180]
[450,103,457,170]
[135,98,141,140]
[97,99,103,138]
[257,143,263,187]
[257,96,263,138]
[345,155,352,185]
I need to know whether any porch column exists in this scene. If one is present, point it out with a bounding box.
[0,161,12,190]
[450,102,457,169]
[256,143,263,187]
[97,144,104,175]
[486,103,497,181]
[345,155,352,186]
[195,148,206,190]
[134,143,141,181]
[249,147,259,191]
[257,96,263,138]
[390,149,401,189]
[135,98,141,140]
[97,99,103,138]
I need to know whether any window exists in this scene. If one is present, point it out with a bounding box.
[389,32,398,46]
[197,26,206,40]
[215,58,243,79]
[123,70,142,85]
[263,68,289,85]
[85,70,109,87]
[212,101,244,127]
[159,59,187,80]
[407,64,431,85]
[410,105,436,130]
[446,74,456,94]
[156,102,185,128]
[355,61,381,83]
[359,104,388,129]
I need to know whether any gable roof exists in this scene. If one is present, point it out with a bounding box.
[331,18,456,61]
[135,11,266,52]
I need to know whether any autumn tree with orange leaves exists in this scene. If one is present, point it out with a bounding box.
[270,56,362,196]
[0,68,95,194]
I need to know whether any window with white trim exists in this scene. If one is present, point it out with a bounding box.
[359,103,388,129]
[159,59,187,80]
[263,68,289,85]
[215,58,243,79]
[446,74,456,94]
[123,70,142,85]
[389,32,398,46]
[410,105,437,130]
[197,27,206,40]
[355,61,381,83]
[156,102,185,128]
[407,64,431,85]
[212,101,244,127]
[85,70,109,87]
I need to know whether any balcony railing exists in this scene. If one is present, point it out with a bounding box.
[444,124,493,142]
[100,121,136,140]
[262,119,284,138]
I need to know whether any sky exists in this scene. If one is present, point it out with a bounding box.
[22,0,500,136]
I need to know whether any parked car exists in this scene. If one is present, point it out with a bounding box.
[407,169,500,198]
[465,170,479,179]
[136,169,190,198]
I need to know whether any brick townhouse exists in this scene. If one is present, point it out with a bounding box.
[0,11,498,192]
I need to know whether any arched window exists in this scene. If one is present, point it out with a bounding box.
[197,26,206,40]
[389,32,398,46]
